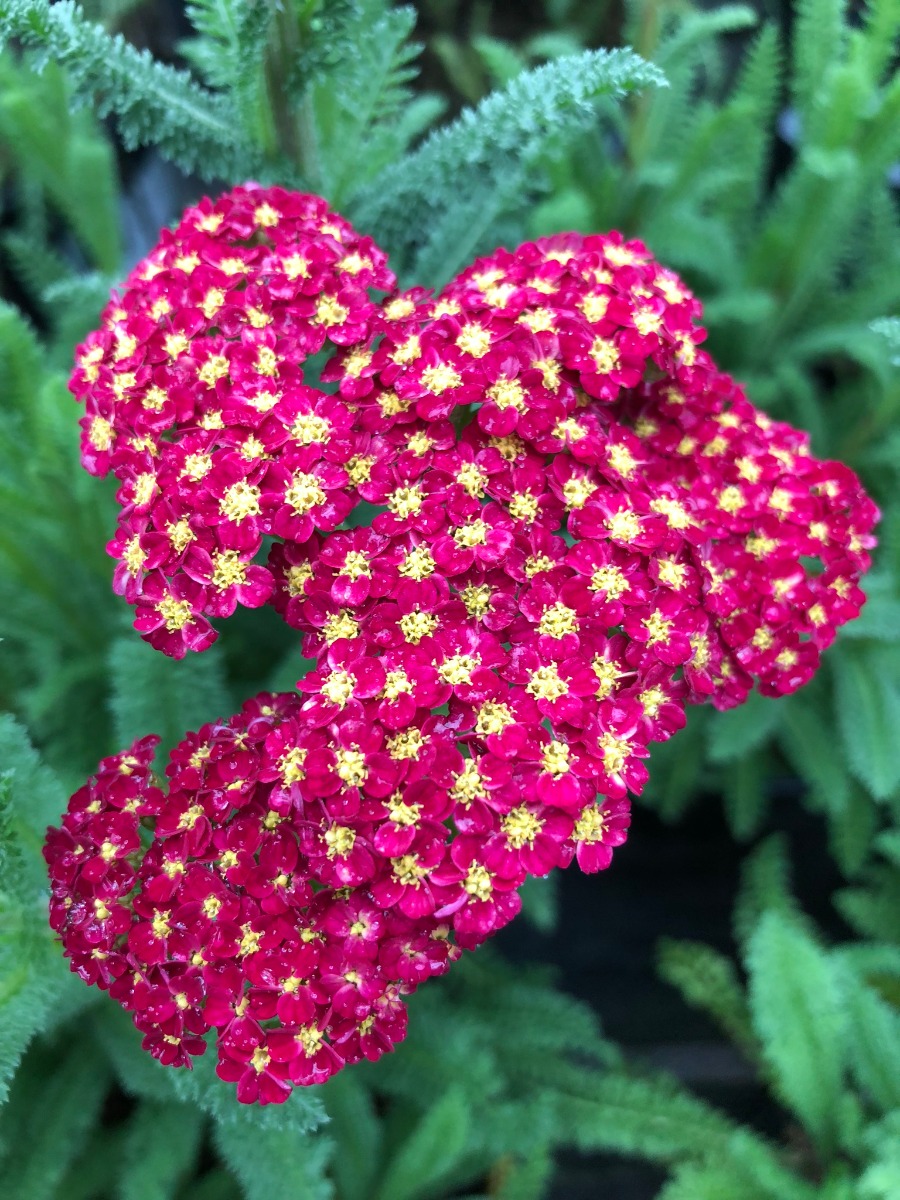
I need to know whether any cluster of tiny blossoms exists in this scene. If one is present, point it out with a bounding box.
[52,185,876,1102]
[45,694,477,1103]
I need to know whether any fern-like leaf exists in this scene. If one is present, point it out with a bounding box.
[354,47,666,283]
[107,632,233,763]
[657,938,759,1061]
[746,912,847,1155]
[0,0,255,178]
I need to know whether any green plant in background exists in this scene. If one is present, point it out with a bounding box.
[0,0,898,1197]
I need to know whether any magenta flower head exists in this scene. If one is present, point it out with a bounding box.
[52,186,878,1101]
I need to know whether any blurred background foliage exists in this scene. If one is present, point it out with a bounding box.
[0,1,898,1197]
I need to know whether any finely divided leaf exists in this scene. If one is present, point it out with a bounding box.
[746,913,846,1154]
[355,47,666,282]
[373,1087,470,1200]
[108,633,232,762]
[0,0,254,177]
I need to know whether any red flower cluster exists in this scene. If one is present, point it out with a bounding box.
[75,185,393,654]
[53,185,876,1102]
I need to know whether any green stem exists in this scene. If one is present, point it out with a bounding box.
[264,0,320,184]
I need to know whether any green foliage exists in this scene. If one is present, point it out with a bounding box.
[118,1100,205,1200]
[372,1087,470,1200]
[747,912,847,1154]
[354,46,667,282]
[0,1038,111,1200]
[311,1,444,208]
[0,0,256,178]
[0,56,120,274]
[212,1121,334,1200]
[0,720,97,1104]
[657,937,757,1060]
[0,302,119,775]
[317,951,619,1199]
[108,631,233,763]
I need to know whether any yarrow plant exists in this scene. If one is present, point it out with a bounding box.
[45,183,877,1104]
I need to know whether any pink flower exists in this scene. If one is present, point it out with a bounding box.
[57,186,877,1104]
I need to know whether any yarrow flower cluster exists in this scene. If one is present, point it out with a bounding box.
[48,184,877,1102]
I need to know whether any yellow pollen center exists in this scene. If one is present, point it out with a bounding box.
[598,732,632,776]
[461,583,492,618]
[453,519,488,548]
[151,911,172,940]
[639,687,667,717]
[591,565,627,597]
[456,462,488,496]
[315,295,349,327]
[325,824,357,858]
[456,325,492,356]
[198,355,229,387]
[286,563,313,597]
[122,536,146,576]
[290,413,331,444]
[590,337,620,373]
[340,549,372,580]
[606,509,641,543]
[542,741,571,776]
[580,293,609,322]
[387,729,426,760]
[486,377,525,410]
[387,796,422,826]
[538,603,578,639]
[392,854,425,887]
[295,1025,323,1056]
[384,295,416,320]
[650,497,693,529]
[239,924,261,955]
[501,806,543,849]
[278,747,307,785]
[156,596,194,632]
[451,761,486,804]
[438,654,480,686]
[464,863,494,901]
[509,492,540,522]
[285,472,326,515]
[475,700,514,737]
[718,486,745,514]
[563,475,597,509]
[324,610,360,643]
[527,664,569,702]
[381,669,412,700]
[420,363,461,394]
[608,444,637,477]
[525,554,554,577]
[574,804,608,843]
[643,612,672,645]
[335,749,368,787]
[88,416,114,451]
[399,609,438,644]
[400,544,436,581]
[346,454,375,485]
[388,485,423,519]
[656,560,687,589]
[321,670,356,707]
[220,481,261,522]
[210,550,247,591]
